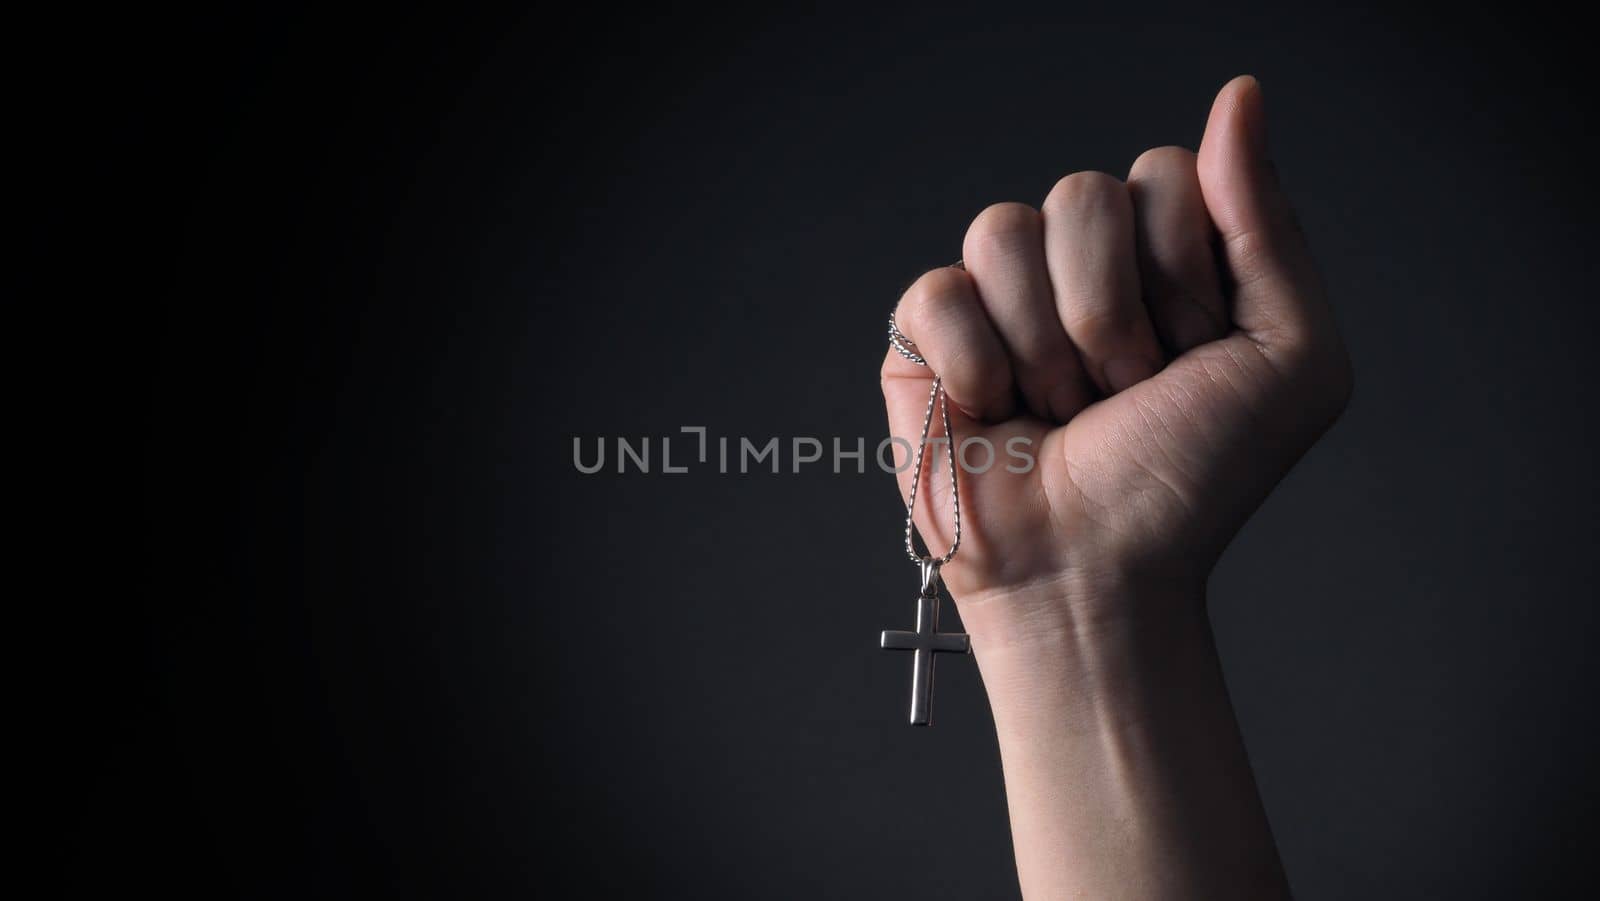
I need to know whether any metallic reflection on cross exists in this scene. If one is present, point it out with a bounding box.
[880,592,970,726]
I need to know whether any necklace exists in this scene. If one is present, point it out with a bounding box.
[880,307,972,726]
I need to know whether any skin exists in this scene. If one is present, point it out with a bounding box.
[881,76,1352,899]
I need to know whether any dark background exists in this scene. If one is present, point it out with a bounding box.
[53,3,1597,897]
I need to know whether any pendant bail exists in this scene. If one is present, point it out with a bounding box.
[919,558,942,598]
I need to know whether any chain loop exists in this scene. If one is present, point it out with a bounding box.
[888,261,965,567]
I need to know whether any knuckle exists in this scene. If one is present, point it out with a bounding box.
[965,202,1041,257]
[898,267,970,326]
[1043,171,1127,218]
[940,341,1011,414]
[1006,313,1073,360]
[1062,307,1126,348]
[1127,145,1196,182]
[1062,304,1140,348]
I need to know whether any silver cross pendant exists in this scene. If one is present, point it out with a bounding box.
[880,560,970,726]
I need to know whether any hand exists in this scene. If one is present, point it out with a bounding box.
[882,75,1351,633]
[880,76,1348,899]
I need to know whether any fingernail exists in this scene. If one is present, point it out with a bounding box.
[1104,358,1157,394]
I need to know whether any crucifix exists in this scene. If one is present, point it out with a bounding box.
[881,560,970,725]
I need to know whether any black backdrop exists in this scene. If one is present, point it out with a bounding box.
[62,3,1600,898]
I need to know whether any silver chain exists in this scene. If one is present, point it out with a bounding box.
[888,264,964,566]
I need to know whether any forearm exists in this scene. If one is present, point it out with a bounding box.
[960,581,1289,900]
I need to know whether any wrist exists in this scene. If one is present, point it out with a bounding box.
[952,565,1207,655]
[953,570,1221,741]
[957,573,1289,901]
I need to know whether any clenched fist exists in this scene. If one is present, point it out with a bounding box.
[880,76,1350,899]
[883,75,1351,635]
